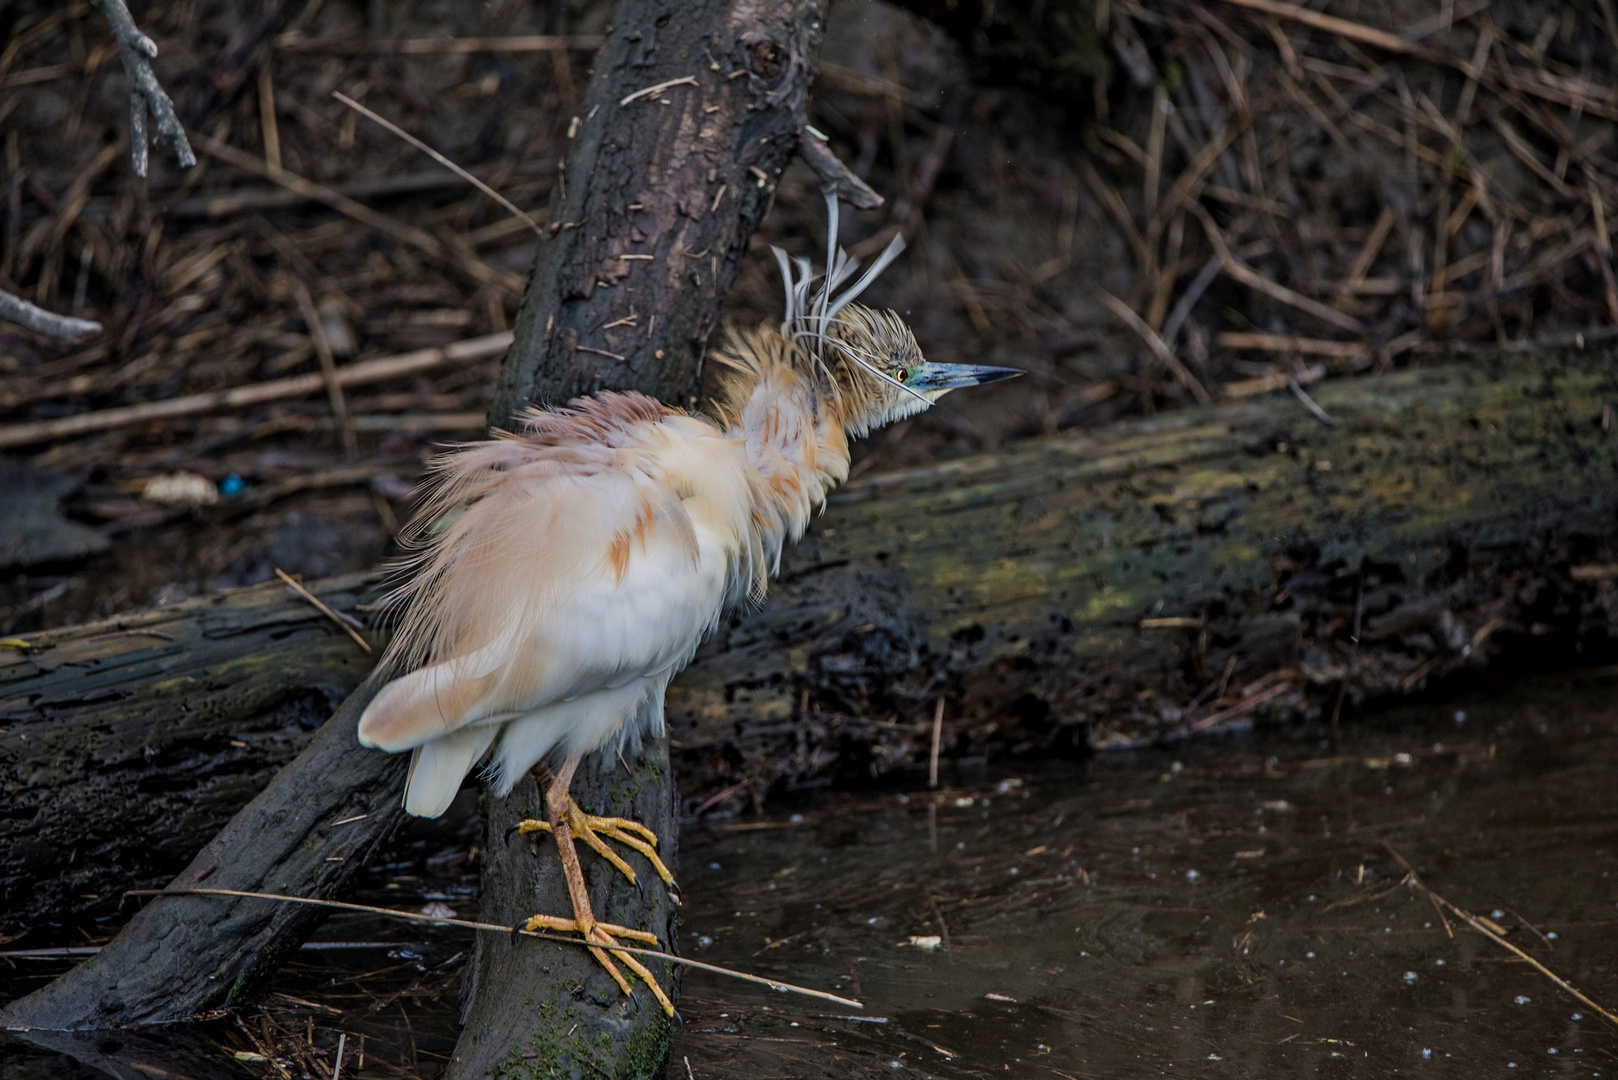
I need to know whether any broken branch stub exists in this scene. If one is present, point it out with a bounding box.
[91,0,196,176]
[0,288,101,344]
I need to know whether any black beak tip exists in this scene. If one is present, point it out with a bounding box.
[978,366,1023,385]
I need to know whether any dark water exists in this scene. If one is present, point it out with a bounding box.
[6,672,1618,1077]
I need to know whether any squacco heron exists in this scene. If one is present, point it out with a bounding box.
[357,199,1019,1014]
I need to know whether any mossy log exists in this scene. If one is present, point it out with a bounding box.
[667,339,1618,786]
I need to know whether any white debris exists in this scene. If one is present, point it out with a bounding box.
[141,471,219,507]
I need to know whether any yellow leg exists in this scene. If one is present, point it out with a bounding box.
[511,794,674,888]
[512,759,675,1017]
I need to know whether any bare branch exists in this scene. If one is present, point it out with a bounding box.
[0,288,101,344]
[92,0,196,176]
[798,127,884,210]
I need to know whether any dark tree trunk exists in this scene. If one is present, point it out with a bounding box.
[462,1,833,1075]
[446,746,680,1079]
[490,0,831,420]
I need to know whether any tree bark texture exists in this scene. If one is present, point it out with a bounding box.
[0,662,407,1033]
[490,0,829,420]
[461,2,831,1076]
[0,573,377,938]
[446,745,680,1080]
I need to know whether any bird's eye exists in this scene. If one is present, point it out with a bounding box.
[895,368,909,382]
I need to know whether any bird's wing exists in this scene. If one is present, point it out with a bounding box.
[358,434,726,755]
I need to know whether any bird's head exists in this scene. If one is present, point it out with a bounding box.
[822,304,1021,435]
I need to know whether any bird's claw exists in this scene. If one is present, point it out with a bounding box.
[516,799,674,889]
[513,910,675,1016]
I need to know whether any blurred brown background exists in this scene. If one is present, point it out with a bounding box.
[1,0,1612,631]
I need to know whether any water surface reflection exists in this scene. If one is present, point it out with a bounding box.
[4,673,1616,1077]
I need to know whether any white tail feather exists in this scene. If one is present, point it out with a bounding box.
[404,724,499,817]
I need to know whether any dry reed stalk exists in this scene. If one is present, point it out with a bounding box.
[194,136,523,295]
[126,886,863,1009]
[1384,843,1618,1030]
[1098,289,1213,405]
[0,332,512,449]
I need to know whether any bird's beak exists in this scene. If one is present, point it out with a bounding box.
[904,362,1023,393]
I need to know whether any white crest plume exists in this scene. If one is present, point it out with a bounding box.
[770,192,920,400]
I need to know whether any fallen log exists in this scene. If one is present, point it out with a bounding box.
[670,339,1618,782]
[0,573,378,939]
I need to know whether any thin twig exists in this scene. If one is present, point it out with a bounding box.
[620,76,699,106]
[1149,118,1251,245]
[1217,332,1368,359]
[1160,255,1223,352]
[0,288,101,342]
[332,1032,346,1080]
[1191,203,1368,334]
[1186,679,1292,734]
[1288,378,1335,425]
[193,136,522,294]
[928,695,945,789]
[1384,843,1618,1030]
[332,92,543,237]
[798,128,884,210]
[1078,157,1154,280]
[125,886,863,1009]
[290,278,358,459]
[91,0,195,176]
[1097,289,1213,405]
[0,332,511,450]
[1217,0,1416,56]
[275,569,372,653]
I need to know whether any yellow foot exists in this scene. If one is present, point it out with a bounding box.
[511,796,674,888]
[517,912,676,1017]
